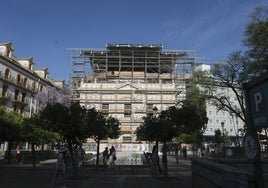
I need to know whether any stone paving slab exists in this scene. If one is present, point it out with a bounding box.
[0,155,192,188]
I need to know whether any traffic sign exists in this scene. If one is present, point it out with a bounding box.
[244,72,268,130]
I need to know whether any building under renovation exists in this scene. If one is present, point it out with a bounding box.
[69,44,201,150]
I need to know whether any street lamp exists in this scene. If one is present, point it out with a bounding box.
[221,121,225,157]
[152,106,159,152]
[221,121,224,135]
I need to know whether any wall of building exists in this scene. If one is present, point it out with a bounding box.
[0,42,61,151]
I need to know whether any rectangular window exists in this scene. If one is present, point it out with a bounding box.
[14,89,19,101]
[146,103,153,115]
[22,92,26,103]
[2,85,8,97]
[102,103,109,117]
[124,103,131,117]
[123,136,132,143]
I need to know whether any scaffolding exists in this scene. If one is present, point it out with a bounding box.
[69,44,201,88]
[68,44,203,143]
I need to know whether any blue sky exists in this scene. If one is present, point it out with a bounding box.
[1,0,266,81]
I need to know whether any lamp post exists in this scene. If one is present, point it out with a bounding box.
[221,121,225,157]
[153,106,158,146]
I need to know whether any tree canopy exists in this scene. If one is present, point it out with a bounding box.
[190,6,268,128]
[136,88,208,145]
[244,6,268,75]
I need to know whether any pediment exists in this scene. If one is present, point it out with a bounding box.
[117,83,139,90]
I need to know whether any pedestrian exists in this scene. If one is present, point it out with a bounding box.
[103,147,109,167]
[182,146,187,159]
[197,147,202,158]
[16,145,22,164]
[56,149,67,175]
[174,145,179,164]
[108,146,116,168]
[79,146,86,166]
[152,145,161,174]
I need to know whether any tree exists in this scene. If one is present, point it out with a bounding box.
[106,116,121,139]
[213,129,223,145]
[86,108,120,167]
[135,114,160,143]
[244,6,268,76]
[0,106,24,164]
[172,88,208,144]
[40,102,88,175]
[136,108,178,177]
[192,56,247,125]
[135,88,207,177]
[191,6,268,133]
[22,115,60,168]
[35,85,72,111]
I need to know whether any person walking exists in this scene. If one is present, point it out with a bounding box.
[103,147,109,167]
[152,145,161,175]
[79,146,86,166]
[174,146,179,165]
[182,146,187,159]
[108,146,116,168]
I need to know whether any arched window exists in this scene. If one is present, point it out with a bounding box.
[40,85,43,92]
[32,82,36,91]
[16,74,21,84]
[24,78,28,87]
[4,68,10,79]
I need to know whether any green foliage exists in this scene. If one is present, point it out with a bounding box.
[22,115,60,145]
[190,6,268,129]
[191,57,247,124]
[0,106,24,142]
[244,6,268,75]
[106,116,121,139]
[174,88,208,134]
[86,108,107,140]
[135,115,158,142]
[136,89,207,145]
[40,102,88,147]
[86,109,121,141]
[176,131,203,145]
[40,102,121,149]
[213,129,223,144]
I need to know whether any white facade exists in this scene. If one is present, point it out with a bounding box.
[78,80,178,143]
[0,43,57,118]
[70,44,194,144]
[0,42,61,150]
[70,44,245,147]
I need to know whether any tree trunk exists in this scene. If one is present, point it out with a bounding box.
[96,139,100,167]
[155,140,159,154]
[31,144,36,169]
[7,142,12,165]
[162,141,168,177]
[68,141,77,176]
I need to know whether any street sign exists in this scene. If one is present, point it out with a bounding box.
[244,72,268,130]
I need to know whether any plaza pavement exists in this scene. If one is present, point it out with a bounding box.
[0,155,192,188]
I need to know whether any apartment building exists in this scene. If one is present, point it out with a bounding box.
[70,44,245,153]
[70,44,197,149]
[0,42,60,150]
[195,64,244,145]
